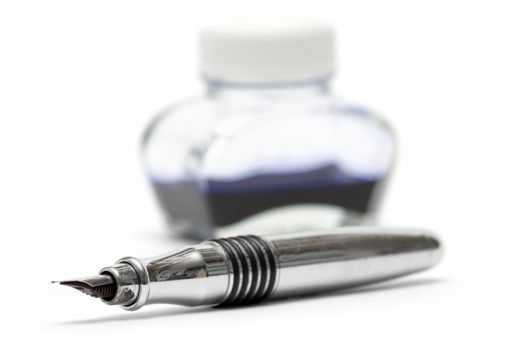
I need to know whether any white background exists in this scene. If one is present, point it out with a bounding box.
[1,0,524,348]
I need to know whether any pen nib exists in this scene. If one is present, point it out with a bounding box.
[53,274,117,300]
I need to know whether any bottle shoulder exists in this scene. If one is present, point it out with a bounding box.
[142,94,396,163]
[142,96,215,144]
[142,94,395,182]
[144,94,394,141]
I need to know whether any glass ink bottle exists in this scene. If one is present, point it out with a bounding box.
[142,18,395,240]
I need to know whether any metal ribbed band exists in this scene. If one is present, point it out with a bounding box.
[210,235,278,305]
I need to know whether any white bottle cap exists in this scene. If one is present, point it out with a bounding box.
[200,17,335,84]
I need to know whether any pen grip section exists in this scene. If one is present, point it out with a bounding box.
[210,236,278,305]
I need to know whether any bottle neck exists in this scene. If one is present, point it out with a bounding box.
[205,77,332,100]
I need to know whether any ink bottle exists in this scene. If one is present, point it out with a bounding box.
[142,18,395,240]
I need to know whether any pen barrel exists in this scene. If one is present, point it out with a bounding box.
[106,227,442,310]
[212,227,441,304]
[264,227,442,299]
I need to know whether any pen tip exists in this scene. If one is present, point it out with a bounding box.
[54,274,117,300]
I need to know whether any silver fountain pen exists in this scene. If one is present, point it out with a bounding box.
[56,227,443,311]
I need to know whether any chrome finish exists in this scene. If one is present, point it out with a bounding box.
[59,227,443,311]
[100,264,140,306]
[99,261,142,309]
[133,242,230,307]
[264,227,442,299]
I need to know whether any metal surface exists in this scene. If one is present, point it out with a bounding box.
[99,262,141,308]
[266,227,442,299]
[57,227,443,311]
[54,274,116,299]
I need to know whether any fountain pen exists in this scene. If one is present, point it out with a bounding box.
[55,227,443,311]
